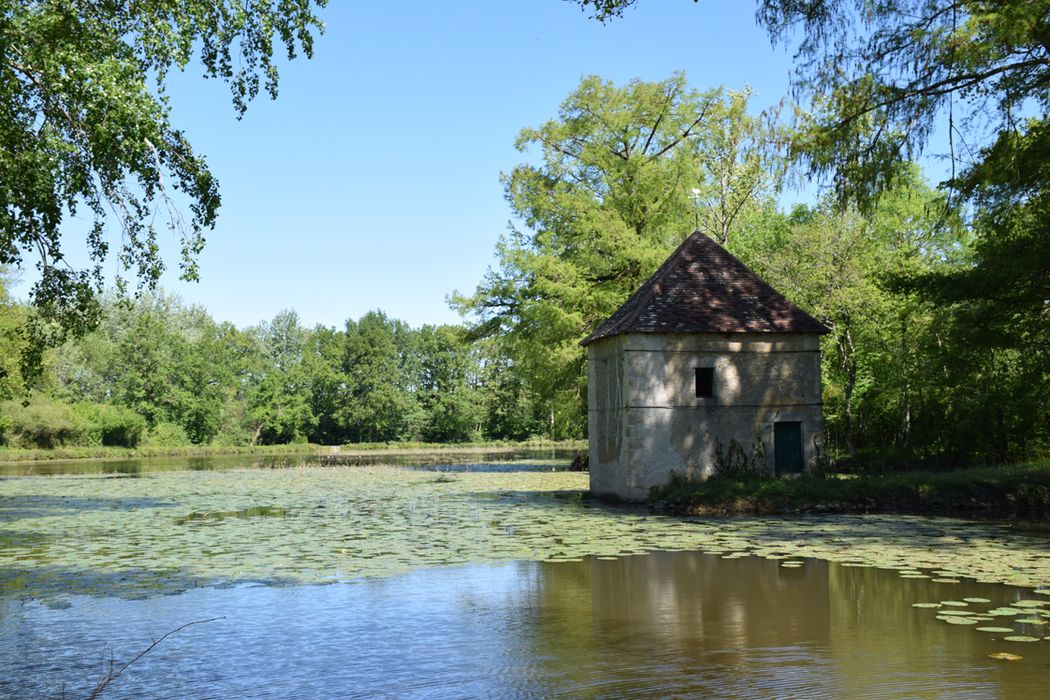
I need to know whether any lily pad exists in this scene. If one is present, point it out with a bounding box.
[1003,635,1041,642]
[976,627,1015,633]
[988,652,1023,661]
[963,597,991,604]
[912,603,942,609]
[941,617,980,625]
[940,601,969,607]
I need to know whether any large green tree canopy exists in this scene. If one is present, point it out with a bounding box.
[453,74,778,437]
[0,0,326,364]
[576,0,1049,352]
[578,1,1050,198]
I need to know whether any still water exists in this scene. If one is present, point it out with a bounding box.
[1,455,1049,698]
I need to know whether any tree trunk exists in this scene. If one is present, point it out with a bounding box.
[838,321,858,459]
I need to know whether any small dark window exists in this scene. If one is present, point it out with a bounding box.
[694,367,714,398]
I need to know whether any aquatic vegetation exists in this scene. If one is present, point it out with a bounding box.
[1,462,1050,604]
[988,652,1024,661]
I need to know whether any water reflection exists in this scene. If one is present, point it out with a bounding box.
[2,552,1047,699]
[0,447,578,476]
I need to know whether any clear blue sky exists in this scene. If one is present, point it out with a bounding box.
[24,1,807,330]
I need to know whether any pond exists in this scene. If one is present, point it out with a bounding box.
[1,454,1049,698]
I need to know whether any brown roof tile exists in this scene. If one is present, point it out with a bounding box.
[581,230,828,346]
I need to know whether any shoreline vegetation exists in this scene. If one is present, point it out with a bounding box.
[649,459,1050,521]
[0,439,586,465]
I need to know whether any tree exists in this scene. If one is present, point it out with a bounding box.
[693,86,782,246]
[912,120,1050,353]
[748,1,1050,203]
[301,324,348,445]
[341,311,418,443]
[56,291,236,444]
[415,325,484,442]
[0,1,327,373]
[740,166,967,460]
[247,310,315,444]
[473,336,546,441]
[577,1,1049,195]
[0,270,26,399]
[575,0,1050,444]
[454,74,776,437]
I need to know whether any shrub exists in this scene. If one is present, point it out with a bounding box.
[1,397,89,448]
[73,403,147,448]
[143,422,191,447]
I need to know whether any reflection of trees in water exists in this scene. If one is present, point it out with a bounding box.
[511,552,834,696]
[508,552,1049,697]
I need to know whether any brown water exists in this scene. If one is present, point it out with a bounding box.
[1,455,1049,698]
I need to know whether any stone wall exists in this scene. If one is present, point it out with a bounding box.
[587,333,824,502]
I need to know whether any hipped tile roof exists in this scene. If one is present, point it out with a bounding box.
[581,230,828,346]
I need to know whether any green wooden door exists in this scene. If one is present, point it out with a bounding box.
[774,421,804,476]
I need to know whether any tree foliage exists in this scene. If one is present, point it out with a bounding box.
[0,0,327,375]
[740,167,967,459]
[754,0,1050,203]
[453,74,778,437]
[577,1,1050,204]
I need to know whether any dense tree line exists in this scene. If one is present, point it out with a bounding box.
[0,290,549,448]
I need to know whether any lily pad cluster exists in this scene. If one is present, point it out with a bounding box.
[912,597,1050,641]
[1,463,1050,604]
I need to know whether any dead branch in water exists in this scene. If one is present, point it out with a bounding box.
[85,617,225,700]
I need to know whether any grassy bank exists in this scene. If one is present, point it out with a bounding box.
[650,459,1050,519]
[0,439,586,464]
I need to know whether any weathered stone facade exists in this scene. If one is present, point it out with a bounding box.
[587,332,824,502]
[582,230,827,502]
